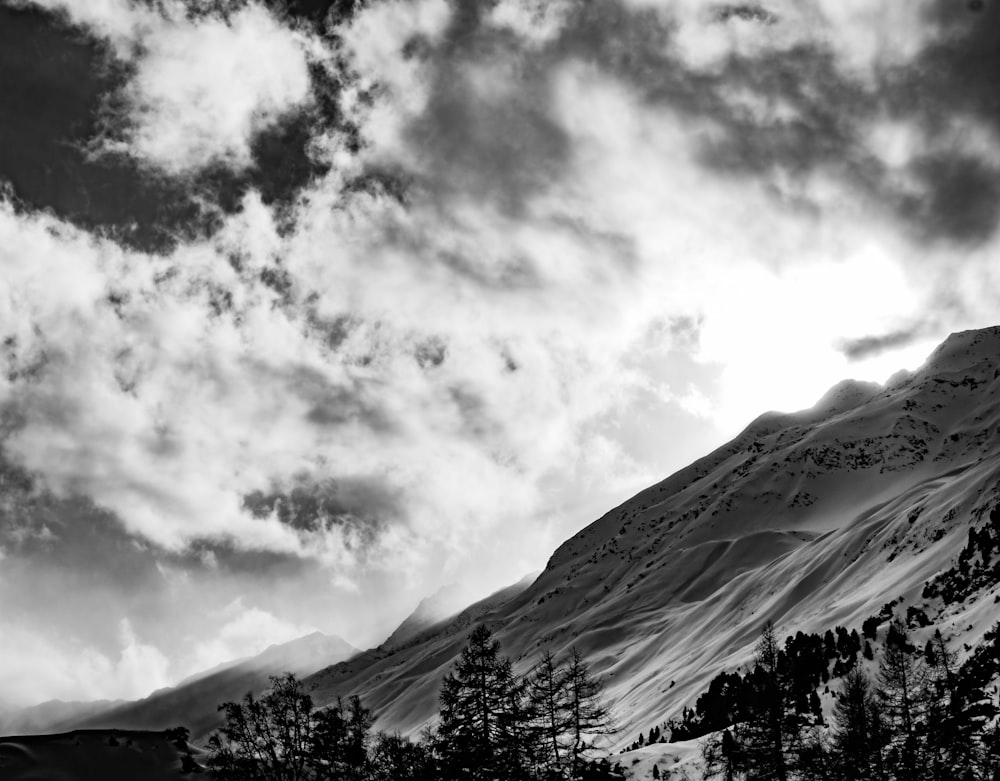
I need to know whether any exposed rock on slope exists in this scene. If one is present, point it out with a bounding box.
[304,327,1000,747]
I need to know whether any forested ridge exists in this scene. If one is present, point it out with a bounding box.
[173,505,1000,780]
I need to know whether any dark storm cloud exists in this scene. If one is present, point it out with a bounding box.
[0,2,345,253]
[242,476,398,544]
[699,0,1000,246]
[890,0,1000,244]
[714,5,779,25]
[383,0,1000,249]
[839,327,928,362]
[391,2,648,215]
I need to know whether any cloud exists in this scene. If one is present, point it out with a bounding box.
[112,5,317,173]
[839,326,931,362]
[3,0,1000,704]
[0,618,170,705]
[0,1,337,252]
[26,0,319,174]
[3,0,994,572]
[188,601,319,673]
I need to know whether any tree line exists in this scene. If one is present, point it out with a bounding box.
[205,624,622,780]
[698,619,1000,781]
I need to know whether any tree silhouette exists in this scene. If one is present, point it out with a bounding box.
[369,731,435,781]
[436,625,534,780]
[565,646,615,777]
[876,621,929,781]
[831,668,885,781]
[310,695,373,781]
[739,621,791,781]
[528,648,572,775]
[207,673,315,781]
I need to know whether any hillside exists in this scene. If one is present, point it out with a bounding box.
[29,632,357,742]
[301,326,1000,749]
[0,729,205,781]
[0,699,127,736]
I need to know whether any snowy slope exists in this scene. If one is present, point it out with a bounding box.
[304,326,1000,750]
[9,632,357,741]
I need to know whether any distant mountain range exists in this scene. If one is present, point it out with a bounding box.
[7,327,1000,768]
[1,632,356,740]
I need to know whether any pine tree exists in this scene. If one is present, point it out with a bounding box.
[876,621,929,781]
[498,671,541,781]
[738,621,791,781]
[528,648,572,776]
[310,695,373,780]
[925,629,984,779]
[830,668,884,781]
[437,625,531,781]
[701,726,743,780]
[565,647,615,778]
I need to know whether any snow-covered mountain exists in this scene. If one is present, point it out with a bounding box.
[12,326,1000,762]
[2,632,356,740]
[300,326,1000,748]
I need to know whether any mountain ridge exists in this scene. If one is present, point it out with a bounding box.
[299,326,1000,747]
[1,632,358,740]
[12,326,1000,758]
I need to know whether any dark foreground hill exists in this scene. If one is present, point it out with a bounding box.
[0,729,204,781]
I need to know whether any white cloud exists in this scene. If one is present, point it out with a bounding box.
[186,601,318,675]
[119,5,315,173]
[647,0,936,78]
[0,619,170,705]
[28,0,317,173]
[487,0,573,47]
[4,0,989,578]
[3,0,1000,705]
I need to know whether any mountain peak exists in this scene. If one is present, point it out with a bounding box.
[806,378,882,420]
[292,325,1000,747]
[921,325,1000,376]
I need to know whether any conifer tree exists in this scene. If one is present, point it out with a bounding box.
[830,668,884,781]
[528,648,572,775]
[700,727,742,781]
[310,695,373,781]
[925,629,985,779]
[738,620,791,781]
[565,647,615,778]
[876,621,929,781]
[437,625,531,781]
[498,671,541,781]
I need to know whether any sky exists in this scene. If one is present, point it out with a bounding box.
[0,0,999,707]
